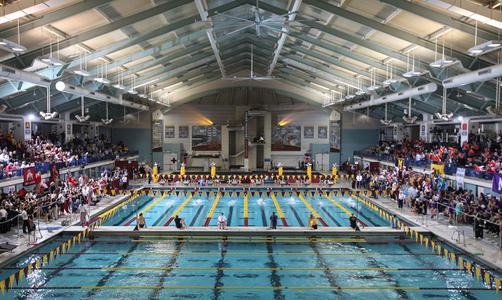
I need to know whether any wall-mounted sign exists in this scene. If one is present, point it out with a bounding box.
[165,126,175,139]
[192,125,221,151]
[304,126,314,139]
[272,125,301,151]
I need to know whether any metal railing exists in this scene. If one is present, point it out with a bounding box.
[0,151,138,181]
[353,150,497,181]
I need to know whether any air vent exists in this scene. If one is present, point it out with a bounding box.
[106,96,111,99]
[398,92,404,96]
[418,86,424,91]
[90,92,95,95]
[444,79,453,84]
[42,79,50,83]
[478,69,492,75]
[382,97,387,100]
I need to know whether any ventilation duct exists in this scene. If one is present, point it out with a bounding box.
[442,64,502,88]
[343,83,437,111]
[55,81,148,111]
[0,65,51,87]
[0,0,67,25]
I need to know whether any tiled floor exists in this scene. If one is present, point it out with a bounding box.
[371,194,502,271]
[0,192,132,265]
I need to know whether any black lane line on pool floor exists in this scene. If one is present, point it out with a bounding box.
[348,207,378,226]
[354,243,409,299]
[84,242,141,298]
[308,239,339,296]
[115,197,154,226]
[398,243,477,300]
[149,240,184,300]
[212,238,228,300]
[266,240,285,300]
[152,206,174,226]
[190,205,205,226]
[260,207,267,226]
[227,206,234,226]
[321,207,342,226]
[14,241,97,300]
[289,205,305,227]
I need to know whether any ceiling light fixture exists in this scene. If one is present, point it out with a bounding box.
[0,20,26,53]
[468,20,502,56]
[94,62,110,84]
[402,50,424,78]
[468,40,502,56]
[74,50,90,77]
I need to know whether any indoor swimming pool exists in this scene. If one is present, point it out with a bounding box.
[102,190,390,228]
[0,234,497,299]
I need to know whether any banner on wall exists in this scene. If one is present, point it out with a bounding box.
[272,125,301,151]
[179,126,189,138]
[304,126,314,139]
[192,125,221,151]
[492,173,502,194]
[165,126,175,139]
[23,167,36,186]
[460,120,469,145]
[329,121,340,152]
[152,120,163,152]
[431,163,445,176]
[456,168,465,188]
[318,126,327,139]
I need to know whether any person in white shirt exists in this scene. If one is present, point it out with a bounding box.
[217,212,227,230]
[79,204,88,227]
[20,205,29,234]
[356,173,363,189]
[0,206,7,233]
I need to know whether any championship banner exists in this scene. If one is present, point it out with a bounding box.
[456,168,465,189]
[492,173,502,194]
[23,166,36,186]
[431,163,445,176]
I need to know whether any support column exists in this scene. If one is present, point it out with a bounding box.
[243,112,249,172]
[221,125,229,171]
[393,124,404,141]
[11,120,24,142]
[420,114,433,143]
[264,111,272,170]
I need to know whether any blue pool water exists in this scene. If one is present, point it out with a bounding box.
[103,189,390,228]
[0,235,497,299]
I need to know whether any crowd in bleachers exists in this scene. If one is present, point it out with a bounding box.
[0,130,129,178]
[364,134,502,174]
[343,161,501,239]
[0,166,131,235]
[0,129,133,235]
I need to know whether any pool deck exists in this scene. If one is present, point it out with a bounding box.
[362,193,502,273]
[63,225,429,239]
[0,190,138,266]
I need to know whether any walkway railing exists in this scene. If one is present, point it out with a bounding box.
[0,151,138,181]
[354,150,496,181]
